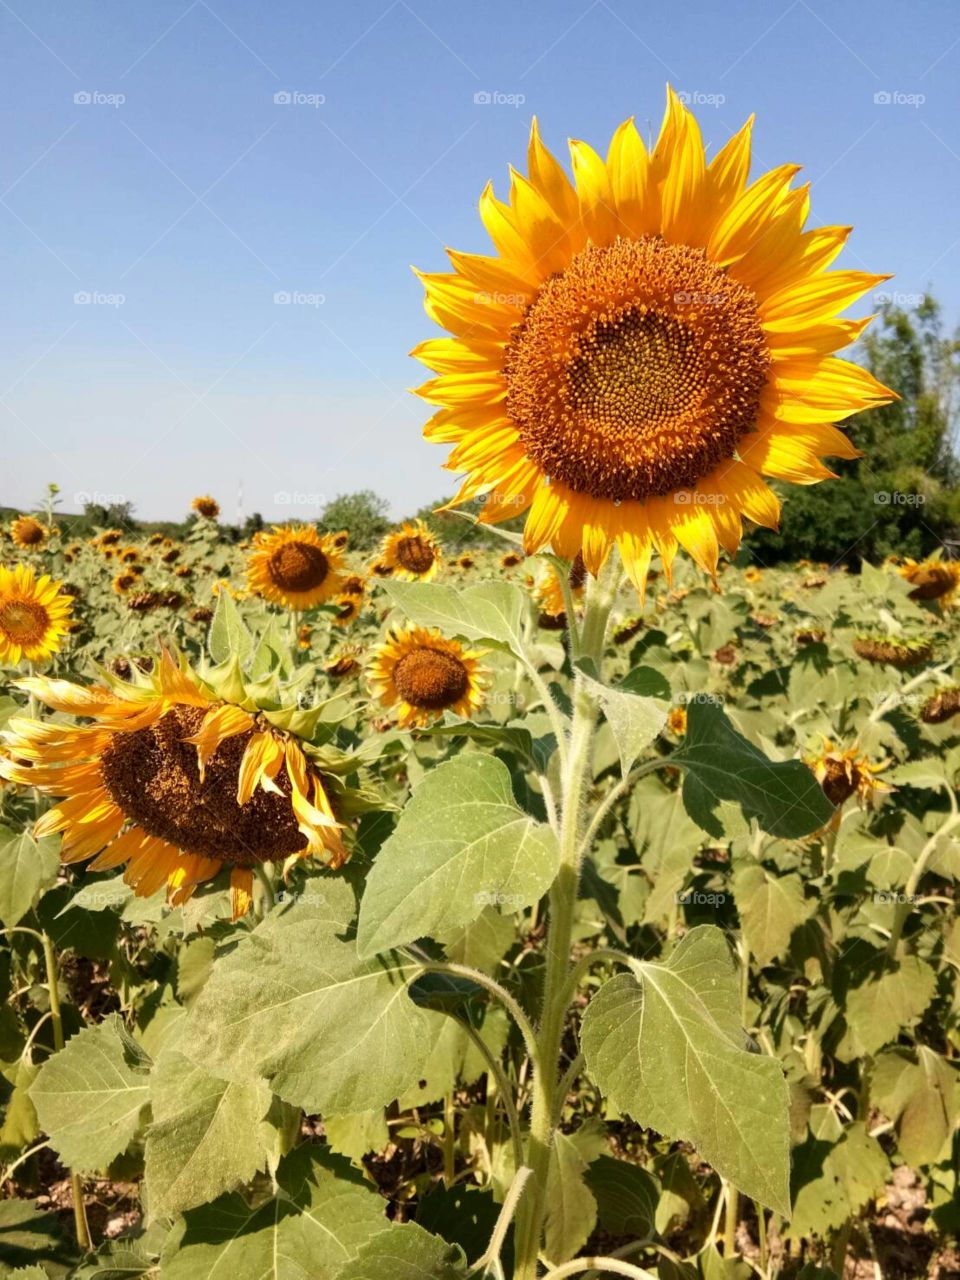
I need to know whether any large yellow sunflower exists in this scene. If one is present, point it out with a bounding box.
[378,520,443,581]
[412,88,895,595]
[0,565,74,666]
[368,625,487,728]
[11,517,48,550]
[247,525,345,610]
[0,650,348,919]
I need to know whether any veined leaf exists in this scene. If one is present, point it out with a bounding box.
[844,957,938,1057]
[580,925,790,1215]
[29,1016,151,1171]
[357,755,558,959]
[177,881,443,1115]
[383,580,527,653]
[336,1223,468,1279]
[581,671,668,777]
[670,699,833,838]
[207,589,253,666]
[733,863,816,966]
[0,826,60,927]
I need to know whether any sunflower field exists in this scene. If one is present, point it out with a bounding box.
[2,90,959,1280]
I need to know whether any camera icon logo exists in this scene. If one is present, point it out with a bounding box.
[274,90,292,105]
[74,91,92,105]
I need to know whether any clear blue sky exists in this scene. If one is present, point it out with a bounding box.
[3,0,958,523]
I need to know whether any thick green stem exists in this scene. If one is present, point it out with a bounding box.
[42,932,92,1253]
[514,561,617,1279]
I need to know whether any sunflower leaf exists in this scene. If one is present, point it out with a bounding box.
[581,671,669,777]
[176,879,445,1115]
[336,1223,468,1279]
[382,580,528,653]
[208,589,254,666]
[28,1016,152,1172]
[580,925,791,1216]
[669,698,833,837]
[356,755,559,960]
[0,825,60,927]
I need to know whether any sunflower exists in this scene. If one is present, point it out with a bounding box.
[500,550,523,569]
[93,529,123,549]
[533,560,584,624]
[806,739,891,809]
[412,88,895,596]
[341,574,366,597]
[379,520,442,581]
[456,553,476,570]
[921,687,960,724]
[0,565,74,665]
[192,495,220,519]
[331,593,363,627]
[899,557,960,607]
[368,625,487,728]
[368,559,393,579]
[113,572,137,595]
[853,634,934,669]
[0,650,349,919]
[11,517,47,549]
[325,644,361,679]
[247,525,345,610]
[119,547,140,564]
[666,706,688,736]
[331,529,350,550]
[743,567,763,584]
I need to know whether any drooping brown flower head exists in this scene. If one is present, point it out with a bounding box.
[806,739,891,810]
[920,687,960,724]
[853,635,934,669]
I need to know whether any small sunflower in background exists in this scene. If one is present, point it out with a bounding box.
[743,567,763,584]
[11,516,47,549]
[92,529,123,551]
[499,550,523,570]
[341,574,366,597]
[331,529,350,550]
[113,572,138,595]
[331,593,363,627]
[368,559,393,579]
[247,525,345,610]
[666,705,688,736]
[192,495,220,520]
[368,624,486,728]
[456,552,476,571]
[899,557,960,607]
[0,565,74,666]
[533,559,584,626]
[325,644,362,679]
[378,520,442,581]
[1,649,351,919]
[412,87,894,596]
[806,739,891,810]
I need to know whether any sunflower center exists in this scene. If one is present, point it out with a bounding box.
[395,535,436,575]
[16,521,44,545]
[269,541,329,593]
[100,705,307,866]
[504,237,770,502]
[393,648,469,710]
[0,600,49,644]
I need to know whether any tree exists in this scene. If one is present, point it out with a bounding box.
[319,491,390,549]
[750,296,960,565]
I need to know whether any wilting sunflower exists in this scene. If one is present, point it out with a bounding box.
[806,739,891,810]
[899,557,960,607]
[412,88,895,595]
[368,625,486,728]
[379,520,442,581]
[247,525,345,610]
[1,650,349,918]
[921,687,960,724]
[11,517,47,549]
[853,634,934,669]
[0,565,74,666]
[192,495,220,519]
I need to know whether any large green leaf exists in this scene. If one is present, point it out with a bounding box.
[382,580,527,653]
[580,926,790,1215]
[29,1016,151,1172]
[357,756,558,959]
[207,590,253,665]
[544,1120,606,1264]
[844,957,937,1057]
[177,881,442,1115]
[787,1121,888,1240]
[160,1146,386,1280]
[670,700,833,838]
[336,1223,468,1280]
[144,1049,274,1218]
[584,1155,659,1237]
[872,1046,957,1165]
[0,826,60,927]
[733,864,816,966]
[582,672,668,777]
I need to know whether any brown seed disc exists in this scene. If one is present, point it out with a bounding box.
[0,600,50,646]
[393,648,469,710]
[395,535,436,575]
[268,541,329,593]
